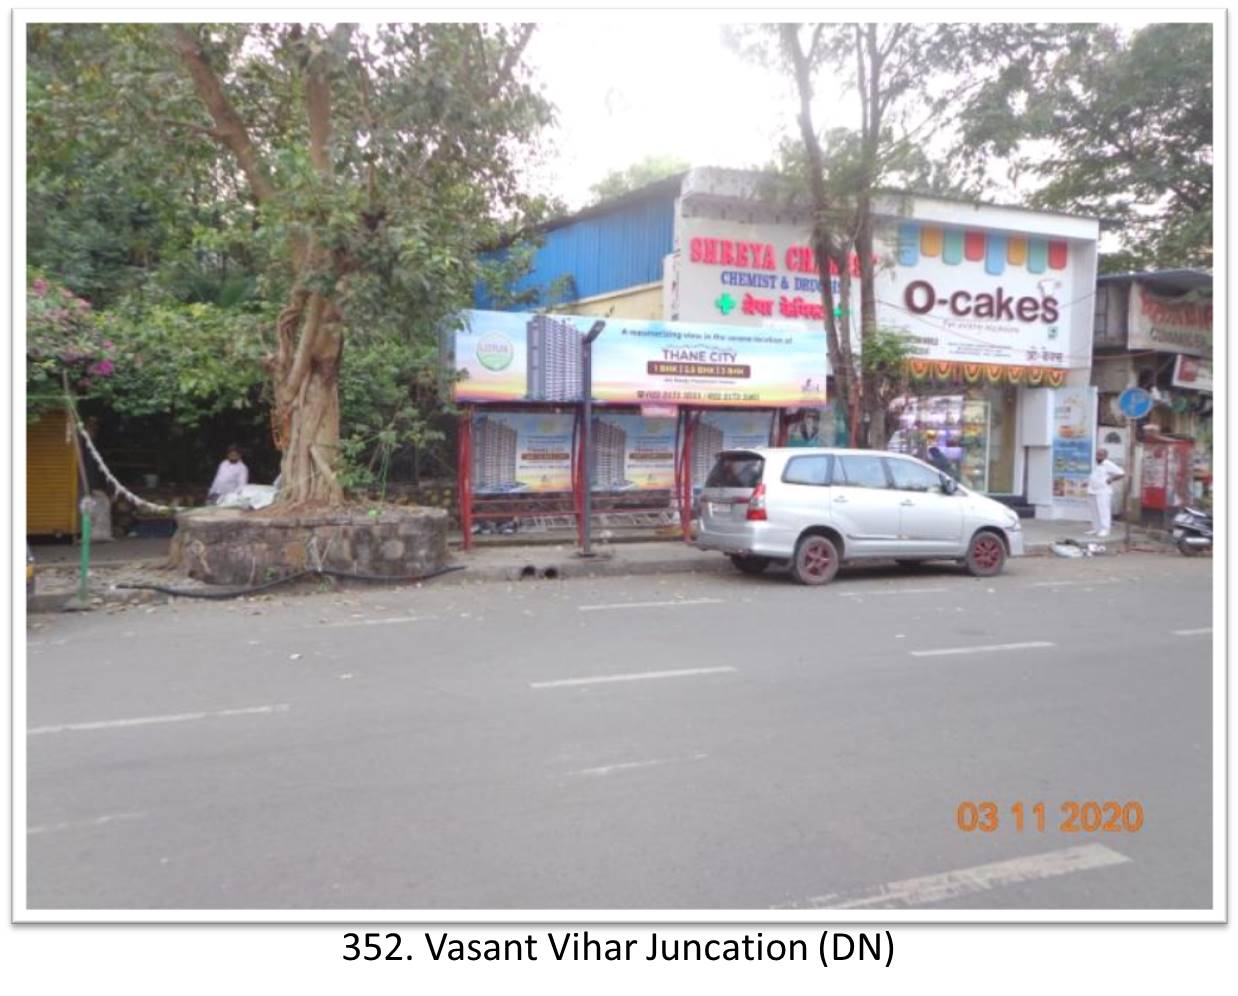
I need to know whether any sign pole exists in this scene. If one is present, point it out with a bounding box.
[1116,387,1152,551]
[579,321,607,558]
[1124,417,1135,551]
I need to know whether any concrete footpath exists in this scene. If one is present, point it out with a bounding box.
[27,518,1177,614]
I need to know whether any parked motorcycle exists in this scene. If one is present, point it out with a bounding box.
[1172,506,1213,556]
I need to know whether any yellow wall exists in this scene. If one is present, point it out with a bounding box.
[27,408,79,536]
[553,282,663,321]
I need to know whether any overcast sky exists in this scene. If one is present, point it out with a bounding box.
[519,15,1165,215]
[524,20,808,209]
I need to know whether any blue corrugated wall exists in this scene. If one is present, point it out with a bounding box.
[475,193,676,310]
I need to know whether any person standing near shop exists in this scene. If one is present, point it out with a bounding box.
[1086,447,1125,538]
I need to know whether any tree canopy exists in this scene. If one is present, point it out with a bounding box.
[27,23,556,501]
[961,22,1212,271]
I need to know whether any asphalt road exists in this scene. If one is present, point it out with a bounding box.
[24,552,1215,912]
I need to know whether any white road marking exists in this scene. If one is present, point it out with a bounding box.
[1030,579,1121,588]
[531,666,736,689]
[568,753,708,777]
[839,587,948,598]
[778,844,1131,909]
[28,703,290,736]
[1172,627,1212,636]
[324,615,426,627]
[28,812,147,836]
[578,598,724,612]
[909,641,1055,658]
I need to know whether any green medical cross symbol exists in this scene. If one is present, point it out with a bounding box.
[715,292,737,315]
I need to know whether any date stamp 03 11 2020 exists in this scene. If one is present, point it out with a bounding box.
[956,800,1145,834]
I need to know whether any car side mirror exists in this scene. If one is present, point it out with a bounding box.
[941,476,958,495]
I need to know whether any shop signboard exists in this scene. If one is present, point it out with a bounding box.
[879,222,1076,368]
[451,309,827,409]
[1172,355,1213,392]
[1051,386,1097,502]
[470,412,574,494]
[674,211,1090,370]
[674,215,861,350]
[590,414,677,491]
[1128,284,1211,356]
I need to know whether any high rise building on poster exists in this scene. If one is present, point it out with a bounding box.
[472,416,519,490]
[692,421,724,485]
[592,418,628,489]
[527,315,582,401]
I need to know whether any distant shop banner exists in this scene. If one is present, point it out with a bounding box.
[450,309,827,408]
[1051,386,1096,502]
[470,412,574,494]
[591,415,677,491]
[1128,284,1211,356]
[1172,354,1213,392]
[691,411,776,490]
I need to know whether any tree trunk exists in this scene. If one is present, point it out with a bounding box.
[279,359,343,504]
[856,204,883,449]
[272,289,345,505]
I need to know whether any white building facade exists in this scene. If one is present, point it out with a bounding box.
[662,168,1101,520]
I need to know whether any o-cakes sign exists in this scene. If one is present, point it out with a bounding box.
[882,220,1074,367]
[676,214,1084,368]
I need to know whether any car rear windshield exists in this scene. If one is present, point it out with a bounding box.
[705,452,764,489]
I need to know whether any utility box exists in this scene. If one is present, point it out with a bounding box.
[1140,438,1193,511]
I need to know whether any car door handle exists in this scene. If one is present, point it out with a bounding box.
[900,499,915,506]
[833,496,848,503]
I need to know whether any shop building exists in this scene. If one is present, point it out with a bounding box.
[473,166,1102,525]
[1091,269,1213,513]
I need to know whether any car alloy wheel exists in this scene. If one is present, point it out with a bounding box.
[793,534,839,586]
[965,532,1006,577]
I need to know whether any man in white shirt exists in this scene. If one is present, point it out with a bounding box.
[1085,447,1125,538]
[208,444,249,503]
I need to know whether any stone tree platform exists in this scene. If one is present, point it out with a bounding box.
[172,505,450,585]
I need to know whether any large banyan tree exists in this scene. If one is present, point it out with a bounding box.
[62,23,553,503]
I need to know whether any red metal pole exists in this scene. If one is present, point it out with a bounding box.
[572,405,585,548]
[680,410,697,542]
[457,409,473,552]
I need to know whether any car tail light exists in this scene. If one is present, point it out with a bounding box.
[746,483,767,521]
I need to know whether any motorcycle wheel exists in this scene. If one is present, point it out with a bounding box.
[1178,538,1206,556]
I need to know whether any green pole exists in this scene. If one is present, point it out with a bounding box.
[77,498,93,603]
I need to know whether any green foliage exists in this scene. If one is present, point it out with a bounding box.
[90,300,272,427]
[959,23,1212,269]
[860,326,914,404]
[25,270,115,410]
[587,154,689,204]
[26,22,557,495]
[337,338,446,495]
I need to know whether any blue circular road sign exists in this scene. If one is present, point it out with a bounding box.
[1118,387,1153,419]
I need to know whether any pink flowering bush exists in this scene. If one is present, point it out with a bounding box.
[26,269,116,408]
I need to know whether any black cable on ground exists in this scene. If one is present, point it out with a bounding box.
[116,564,466,600]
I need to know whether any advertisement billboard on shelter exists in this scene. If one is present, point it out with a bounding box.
[690,411,777,490]
[470,412,574,494]
[590,415,677,491]
[450,310,827,409]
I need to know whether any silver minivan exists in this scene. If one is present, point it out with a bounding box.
[696,447,1025,584]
